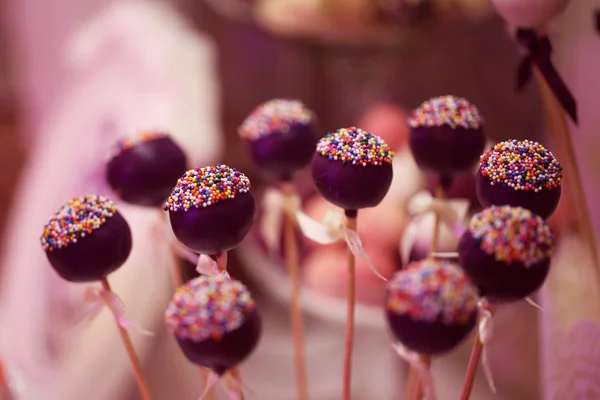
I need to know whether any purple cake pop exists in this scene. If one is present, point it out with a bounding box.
[106,132,188,207]
[458,205,555,302]
[311,127,394,211]
[409,96,486,181]
[41,195,132,282]
[386,258,478,354]
[165,275,262,375]
[477,139,562,219]
[239,99,318,181]
[165,165,256,254]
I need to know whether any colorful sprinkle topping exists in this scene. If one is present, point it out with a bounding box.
[165,275,256,342]
[386,259,478,325]
[165,165,251,212]
[108,131,167,160]
[238,99,315,141]
[41,195,117,251]
[469,205,555,267]
[408,95,483,129]
[479,139,562,191]
[315,127,394,166]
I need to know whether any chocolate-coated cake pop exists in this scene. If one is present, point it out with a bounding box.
[165,275,262,375]
[458,205,555,301]
[239,99,318,181]
[41,194,132,282]
[165,165,256,254]
[386,258,478,354]
[409,96,486,178]
[106,132,188,207]
[476,139,562,219]
[311,127,394,210]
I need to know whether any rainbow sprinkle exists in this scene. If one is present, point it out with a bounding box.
[165,275,256,342]
[387,259,478,325]
[469,205,555,267]
[479,139,562,191]
[165,165,251,212]
[315,127,394,166]
[238,99,315,141]
[41,195,117,251]
[108,131,167,160]
[408,95,483,129]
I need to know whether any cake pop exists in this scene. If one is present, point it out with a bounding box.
[239,99,317,181]
[41,194,152,399]
[106,132,188,207]
[408,96,486,185]
[240,99,314,400]
[41,194,132,283]
[311,126,394,211]
[476,139,562,219]
[458,205,555,301]
[165,165,256,255]
[386,258,479,355]
[165,275,262,376]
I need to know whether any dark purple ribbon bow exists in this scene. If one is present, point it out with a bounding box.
[516,28,578,124]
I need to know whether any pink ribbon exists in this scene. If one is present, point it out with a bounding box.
[260,188,301,256]
[296,210,388,281]
[392,342,436,400]
[82,287,154,336]
[195,253,230,280]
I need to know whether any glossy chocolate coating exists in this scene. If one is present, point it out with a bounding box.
[168,192,256,254]
[248,123,318,181]
[311,154,393,210]
[458,230,550,301]
[106,136,188,207]
[409,126,486,176]
[177,310,262,375]
[386,312,477,354]
[45,212,133,282]
[476,168,561,220]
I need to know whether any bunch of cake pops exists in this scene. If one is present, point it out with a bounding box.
[387,95,562,400]
[37,91,563,400]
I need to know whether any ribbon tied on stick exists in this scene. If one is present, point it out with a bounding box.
[260,187,302,255]
[400,190,469,266]
[82,286,154,336]
[296,209,388,281]
[196,253,230,280]
[515,28,578,124]
[392,342,436,400]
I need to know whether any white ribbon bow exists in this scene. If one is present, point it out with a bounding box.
[260,188,301,255]
[82,287,154,336]
[296,209,388,281]
[196,253,231,280]
[478,300,497,393]
[400,190,469,266]
[392,342,436,400]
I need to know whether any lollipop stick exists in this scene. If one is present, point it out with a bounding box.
[342,209,358,400]
[282,184,309,400]
[459,338,484,400]
[100,278,153,400]
[412,355,431,400]
[459,300,495,400]
[533,68,600,275]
